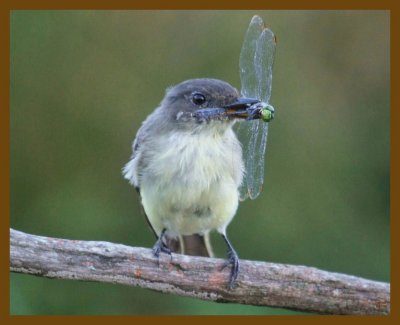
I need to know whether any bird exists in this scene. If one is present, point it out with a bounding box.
[123,78,260,288]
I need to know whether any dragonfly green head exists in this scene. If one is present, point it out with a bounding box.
[260,104,274,122]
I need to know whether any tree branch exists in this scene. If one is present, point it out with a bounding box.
[10,228,389,315]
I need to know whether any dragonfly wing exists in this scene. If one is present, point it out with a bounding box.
[237,15,276,200]
[235,119,257,200]
[237,15,264,200]
[239,15,264,99]
[246,25,276,199]
[255,26,276,104]
[247,120,269,199]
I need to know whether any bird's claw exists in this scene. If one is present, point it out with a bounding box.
[221,248,240,289]
[152,240,172,263]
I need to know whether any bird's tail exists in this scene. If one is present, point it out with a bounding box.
[166,233,213,257]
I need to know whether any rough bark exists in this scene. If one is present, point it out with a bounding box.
[10,228,390,315]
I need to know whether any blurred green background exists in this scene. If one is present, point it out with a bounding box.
[10,10,389,315]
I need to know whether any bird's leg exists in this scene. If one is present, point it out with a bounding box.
[221,234,240,289]
[152,228,172,259]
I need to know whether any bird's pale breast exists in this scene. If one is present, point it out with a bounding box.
[139,126,243,237]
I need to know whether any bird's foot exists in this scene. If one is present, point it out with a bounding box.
[222,248,240,289]
[153,241,172,257]
[221,234,240,289]
[152,230,172,263]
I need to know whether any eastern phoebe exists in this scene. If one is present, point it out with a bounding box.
[123,78,263,288]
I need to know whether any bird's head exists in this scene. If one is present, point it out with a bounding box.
[160,78,260,132]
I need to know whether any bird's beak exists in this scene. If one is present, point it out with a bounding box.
[190,97,267,122]
[223,97,260,119]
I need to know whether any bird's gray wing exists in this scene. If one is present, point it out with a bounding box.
[123,125,162,240]
[122,120,152,192]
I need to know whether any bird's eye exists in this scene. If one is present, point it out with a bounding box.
[192,93,206,106]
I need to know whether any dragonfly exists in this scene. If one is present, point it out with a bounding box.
[236,15,276,200]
